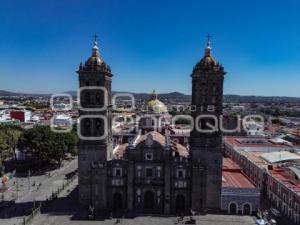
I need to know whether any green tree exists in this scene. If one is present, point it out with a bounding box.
[0,125,22,160]
[18,125,78,167]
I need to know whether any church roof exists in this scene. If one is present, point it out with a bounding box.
[112,131,189,159]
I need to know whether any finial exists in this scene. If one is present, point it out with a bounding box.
[93,33,98,45]
[206,34,211,47]
[92,33,99,56]
[205,34,212,56]
[151,89,157,99]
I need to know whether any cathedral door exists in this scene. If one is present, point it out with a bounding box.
[175,194,185,213]
[144,191,154,211]
[113,192,123,211]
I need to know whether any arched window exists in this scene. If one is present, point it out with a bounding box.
[82,118,91,136]
[95,91,101,103]
[84,92,91,104]
[229,202,237,214]
[243,203,252,215]
[95,118,102,136]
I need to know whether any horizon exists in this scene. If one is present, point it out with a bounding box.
[1,0,300,97]
[1,89,300,99]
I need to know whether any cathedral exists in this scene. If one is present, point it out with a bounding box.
[77,36,226,215]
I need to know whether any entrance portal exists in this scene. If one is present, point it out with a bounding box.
[144,191,154,211]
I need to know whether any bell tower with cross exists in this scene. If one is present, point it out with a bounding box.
[77,34,113,210]
[189,35,226,212]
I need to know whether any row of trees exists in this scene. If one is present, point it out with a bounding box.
[0,124,78,169]
[18,126,78,166]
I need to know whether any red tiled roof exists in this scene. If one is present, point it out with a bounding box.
[222,157,256,189]
[269,168,300,193]
[222,170,256,188]
[223,157,240,170]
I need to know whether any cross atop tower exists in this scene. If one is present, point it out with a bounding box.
[204,34,212,56]
[93,33,98,43]
[206,34,211,47]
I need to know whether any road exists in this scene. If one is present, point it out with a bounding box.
[31,177,256,225]
[0,158,78,225]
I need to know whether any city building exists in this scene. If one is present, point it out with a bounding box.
[10,110,31,123]
[224,136,300,224]
[221,157,260,215]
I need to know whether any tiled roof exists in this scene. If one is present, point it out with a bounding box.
[112,131,189,158]
[222,157,256,189]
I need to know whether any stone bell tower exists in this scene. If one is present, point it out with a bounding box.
[77,35,113,210]
[189,36,225,212]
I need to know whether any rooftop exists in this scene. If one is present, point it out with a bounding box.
[260,151,300,164]
[222,157,256,189]
[269,167,300,194]
[225,136,295,152]
[112,131,189,159]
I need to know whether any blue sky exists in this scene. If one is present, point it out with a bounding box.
[0,0,300,96]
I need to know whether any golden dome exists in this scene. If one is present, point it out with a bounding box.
[78,36,112,74]
[147,90,168,114]
[192,36,224,73]
[86,42,103,66]
[198,55,216,68]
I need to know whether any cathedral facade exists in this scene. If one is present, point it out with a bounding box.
[77,37,225,215]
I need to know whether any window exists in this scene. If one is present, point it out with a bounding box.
[84,92,91,104]
[113,168,122,177]
[145,153,153,160]
[95,91,102,102]
[176,181,186,188]
[137,165,142,177]
[178,171,183,178]
[83,119,91,136]
[157,166,161,178]
[146,168,153,177]
[95,118,102,135]
[177,169,185,178]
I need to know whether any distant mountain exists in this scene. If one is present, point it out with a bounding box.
[223,94,300,103]
[1,90,300,103]
[0,90,50,97]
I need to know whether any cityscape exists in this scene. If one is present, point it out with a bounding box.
[1,1,300,225]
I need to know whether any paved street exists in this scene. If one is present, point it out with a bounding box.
[29,177,256,225]
[0,158,78,225]
[0,158,257,225]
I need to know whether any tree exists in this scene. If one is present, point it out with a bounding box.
[0,125,22,160]
[18,125,78,167]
